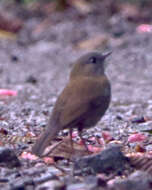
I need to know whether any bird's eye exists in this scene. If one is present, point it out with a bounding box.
[89,57,97,64]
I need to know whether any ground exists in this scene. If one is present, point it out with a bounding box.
[0,0,152,189]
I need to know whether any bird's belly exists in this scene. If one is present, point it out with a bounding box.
[79,97,110,129]
[82,108,106,128]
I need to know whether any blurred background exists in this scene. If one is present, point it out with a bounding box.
[0,0,152,99]
[1,0,152,44]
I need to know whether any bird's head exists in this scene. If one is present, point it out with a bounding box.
[70,51,112,79]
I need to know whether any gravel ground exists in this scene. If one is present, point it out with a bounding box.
[0,1,152,189]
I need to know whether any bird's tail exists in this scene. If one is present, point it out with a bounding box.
[32,122,60,157]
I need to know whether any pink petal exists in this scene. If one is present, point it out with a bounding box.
[98,138,104,145]
[72,131,78,138]
[87,145,103,153]
[136,24,152,33]
[128,133,147,143]
[76,139,84,145]
[43,157,54,165]
[147,151,152,158]
[20,152,38,160]
[102,131,112,141]
[0,89,17,96]
[88,136,96,142]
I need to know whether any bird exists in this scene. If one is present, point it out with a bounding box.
[32,51,112,157]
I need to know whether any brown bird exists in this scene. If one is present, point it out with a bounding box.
[32,51,112,157]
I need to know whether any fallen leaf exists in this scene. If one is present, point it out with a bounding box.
[0,12,22,33]
[45,139,89,159]
[119,2,140,21]
[135,144,146,153]
[0,128,8,135]
[32,18,51,37]
[69,0,92,14]
[76,34,108,51]
[25,131,36,138]
[128,133,147,143]
[108,140,123,145]
[0,30,16,40]
[128,152,152,175]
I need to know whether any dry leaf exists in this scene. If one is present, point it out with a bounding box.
[25,131,36,138]
[0,128,8,135]
[32,18,51,36]
[69,0,92,14]
[44,138,89,159]
[0,30,16,40]
[120,3,140,20]
[135,144,146,153]
[109,37,126,48]
[0,12,22,33]
[76,34,108,51]
[128,153,152,175]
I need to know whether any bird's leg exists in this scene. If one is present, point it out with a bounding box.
[78,128,89,152]
[69,128,74,152]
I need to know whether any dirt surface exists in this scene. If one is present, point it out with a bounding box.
[0,0,152,189]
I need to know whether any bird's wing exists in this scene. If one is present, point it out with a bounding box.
[52,76,110,128]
